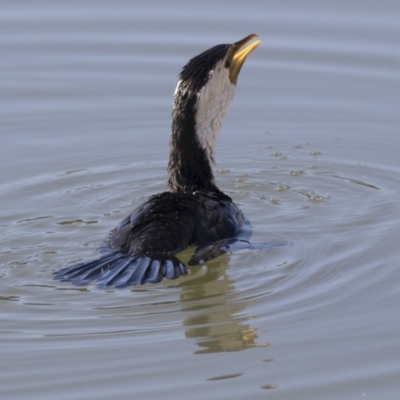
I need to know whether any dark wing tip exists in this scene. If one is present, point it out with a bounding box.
[54,254,188,289]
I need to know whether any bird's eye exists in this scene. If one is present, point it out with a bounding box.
[225,59,231,69]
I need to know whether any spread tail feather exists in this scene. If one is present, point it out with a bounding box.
[54,253,188,288]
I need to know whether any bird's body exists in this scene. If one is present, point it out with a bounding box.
[54,34,261,287]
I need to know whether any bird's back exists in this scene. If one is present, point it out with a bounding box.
[104,191,198,256]
[55,190,246,287]
[104,190,244,256]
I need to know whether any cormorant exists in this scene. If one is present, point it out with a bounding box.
[54,34,261,288]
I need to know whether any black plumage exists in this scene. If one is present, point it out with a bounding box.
[54,35,260,287]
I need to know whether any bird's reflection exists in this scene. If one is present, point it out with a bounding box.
[176,250,263,354]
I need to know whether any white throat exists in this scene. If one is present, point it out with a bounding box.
[194,65,236,168]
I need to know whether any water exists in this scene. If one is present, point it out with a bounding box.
[1,1,400,399]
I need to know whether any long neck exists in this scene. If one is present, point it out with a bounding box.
[168,84,218,193]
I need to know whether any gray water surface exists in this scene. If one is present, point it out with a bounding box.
[1,1,400,399]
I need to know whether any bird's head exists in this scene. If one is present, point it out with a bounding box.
[169,34,260,192]
[173,35,260,152]
[176,33,261,93]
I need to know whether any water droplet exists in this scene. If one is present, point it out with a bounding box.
[261,384,278,389]
[275,185,289,192]
[310,195,325,202]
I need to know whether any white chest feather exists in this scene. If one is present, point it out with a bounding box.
[195,66,236,165]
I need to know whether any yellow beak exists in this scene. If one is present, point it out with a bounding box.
[229,34,261,84]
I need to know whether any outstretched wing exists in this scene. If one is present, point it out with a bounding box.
[54,252,188,288]
[55,192,197,288]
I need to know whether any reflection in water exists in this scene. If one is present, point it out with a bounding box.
[178,253,265,354]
